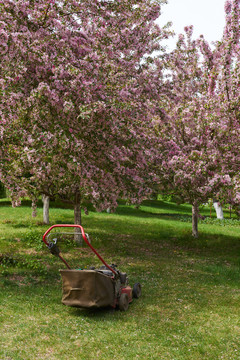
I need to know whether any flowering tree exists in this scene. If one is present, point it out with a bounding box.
[0,0,168,224]
[205,0,240,214]
[154,28,220,237]
[154,3,240,238]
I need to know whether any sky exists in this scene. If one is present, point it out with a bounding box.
[157,0,227,50]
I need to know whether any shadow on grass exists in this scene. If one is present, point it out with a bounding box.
[1,198,192,214]
[0,198,94,211]
[141,199,192,212]
[0,198,73,209]
[159,231,240,262]
[69,306,118,318]
[0,200,13,207]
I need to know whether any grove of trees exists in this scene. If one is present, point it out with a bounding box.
[0,0,240,237]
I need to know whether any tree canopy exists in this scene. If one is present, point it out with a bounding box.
[0,0,168,214]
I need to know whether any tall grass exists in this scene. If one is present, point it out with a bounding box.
[0,198,240,359]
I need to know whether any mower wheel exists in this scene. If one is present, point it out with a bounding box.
[119,293,129,311]
[133,283,142,298]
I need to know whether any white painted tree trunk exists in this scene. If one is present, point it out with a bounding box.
[213,202,224,219]
[42,194,50,224]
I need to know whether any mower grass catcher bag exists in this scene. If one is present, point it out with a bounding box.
[60,269,115,308]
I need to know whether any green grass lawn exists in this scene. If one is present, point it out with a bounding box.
[0,198,240,360]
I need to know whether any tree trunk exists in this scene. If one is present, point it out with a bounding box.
[42,194,50,224]
[74,191,82,243]
[210,199,212,218]
[213,202,224,219]
[192,202,198,238]
[32,200,37,218]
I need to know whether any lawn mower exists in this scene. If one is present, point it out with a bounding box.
[42,224,141,311]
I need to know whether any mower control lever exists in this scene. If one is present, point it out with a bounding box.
[48,238,60,256]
